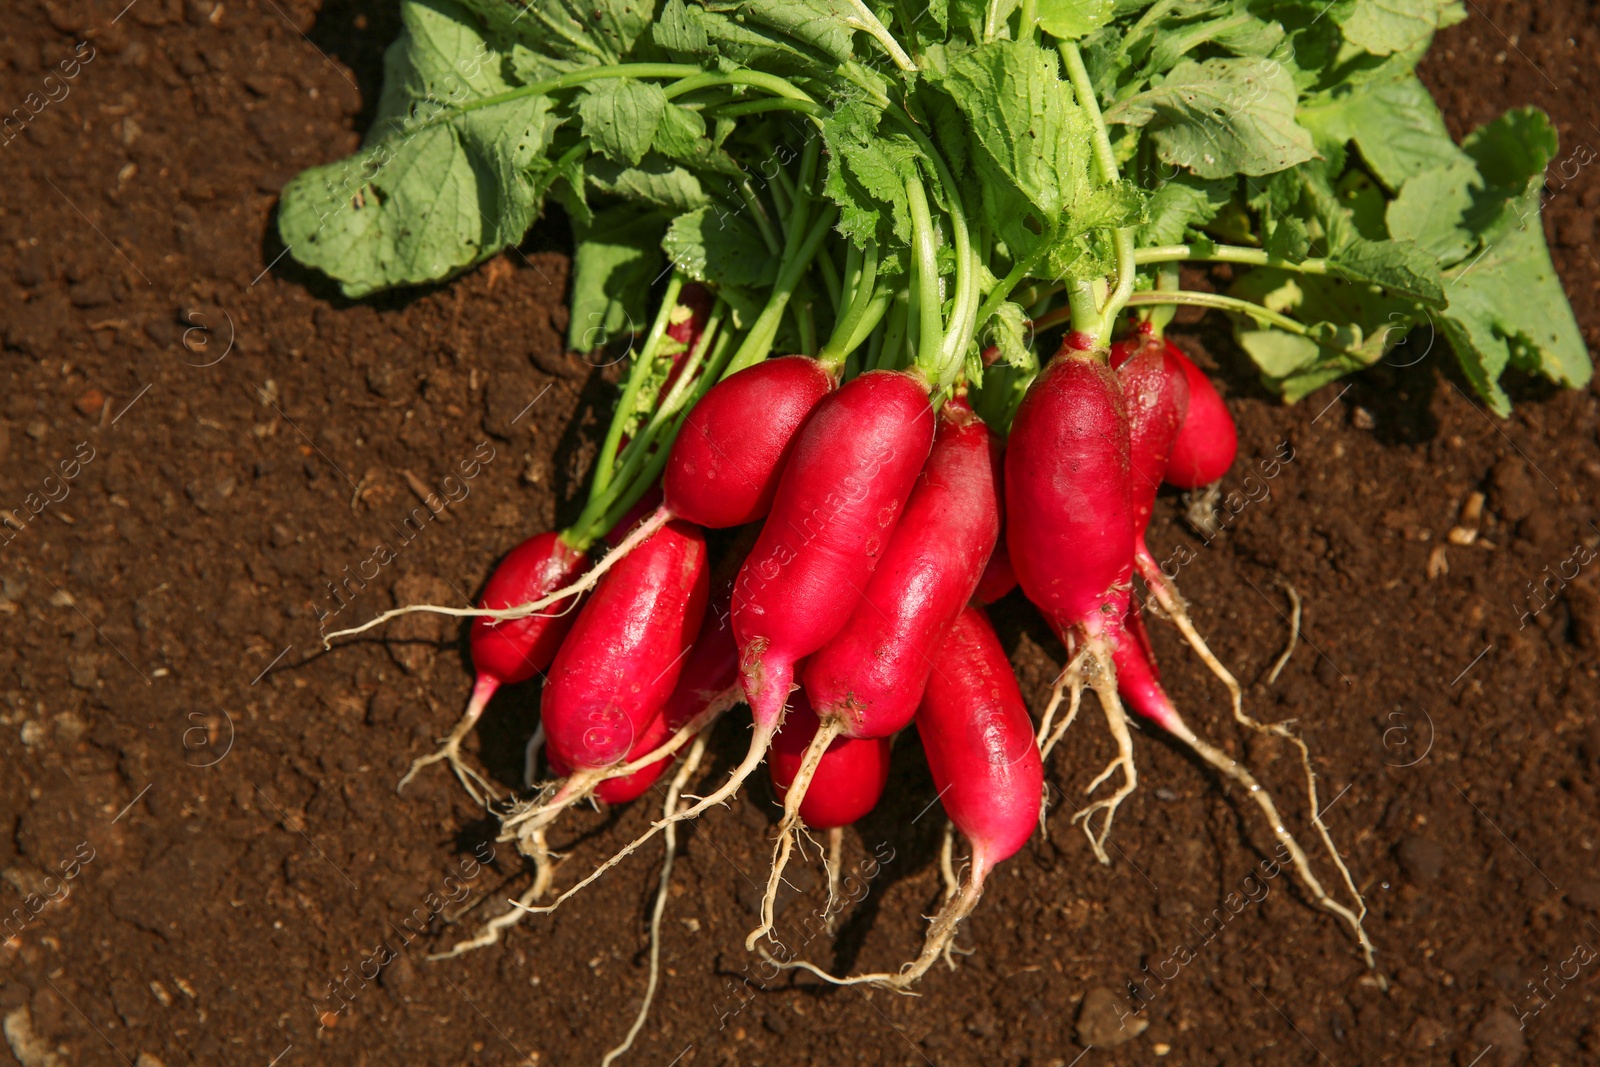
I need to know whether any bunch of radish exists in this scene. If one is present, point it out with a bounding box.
[307,26,1390,1044]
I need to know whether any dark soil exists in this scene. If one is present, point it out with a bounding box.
[3,2,1600,1065]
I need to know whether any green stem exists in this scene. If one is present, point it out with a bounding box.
[877,289,910,372]
[794,286,818,356]
[1059,40,1135,348]
[722,207,838,376]
[1134,243,1336,275]
[736,178,783,257]
[845,286,892,354]
[843,0,917,71]
[711,97,825,119]
[661,70,822,112]
[1019,0,1037,32]
[905,177,944,378]
[971,223,1054,338]
[814,248,843,317]
[887,111,975,379]
[591,273,684,499]
[571,301,727,545]
[820,241,880,366]
[1066,280,1100,337]
[1123,290,1319,337]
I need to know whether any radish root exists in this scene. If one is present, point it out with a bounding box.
[320,508,670,648]
[1136,556,1371,965]
[1037,652,1086,761]
[824,826,845,933]
[512,720,775,918]
[503,688,740,838]
[398,674,502,806]
[1071,641,1138,865]
[1266,577,1301,685]
[600,734,708,1067]
[428,828,555,960]
[747,719,843,950]
[759,865,988,991]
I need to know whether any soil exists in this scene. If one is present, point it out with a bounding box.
[2,2,1600,1065]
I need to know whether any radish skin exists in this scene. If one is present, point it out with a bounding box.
[1163,342,1237,489]
[541,520,708,775]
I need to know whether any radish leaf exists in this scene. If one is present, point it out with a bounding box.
[579,79,667,165]
[1107,57,1314,179]
[568,204,666,350]
[278,0,556,297]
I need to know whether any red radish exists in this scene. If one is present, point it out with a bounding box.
[1005,351,1134,645]
[919,606,1042,882]
[1004,347,1141,860]
[753,398,1000,942]
[549,711,675,805]
[516,356,835,625]
[664,355,835,528]
[770,606,1041,989]
[662,571,741,734]
[730,369,934,794]
[527,370,937,919]
[1162,342,1236,489]
[801,397,1001,742]
[1111,331,1189,554]
[768,691,891,830]
[508,538,750,844]
[542,519,708,776]
[398,531,587,800]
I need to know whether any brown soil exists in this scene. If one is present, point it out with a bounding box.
[3,2,1600,1065]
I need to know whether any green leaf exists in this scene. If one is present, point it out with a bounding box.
[710,0,861,66]
[278,0,556,298]
[1463,108,1558,192]
[1336,0,1441,57]
[1035,0,1113,40]
[986,300,1033,369]
[652,0,840,76]
[1138,174,1233,246]
[1107,57,1314,179]
[1326,237,1447,307]
[1298,74,1463,191]
[568,203,665,351]
[578,78,666,165]
[936,39,1092,217]
[586,157,709,212]
[1439,189,1591,414]
[460,0,650,82]
[1264,215,1310,260]
[1384,158,1479,263]
[662,205,780,288]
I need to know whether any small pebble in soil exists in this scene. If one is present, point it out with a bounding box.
[1075,987,1146,1048]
